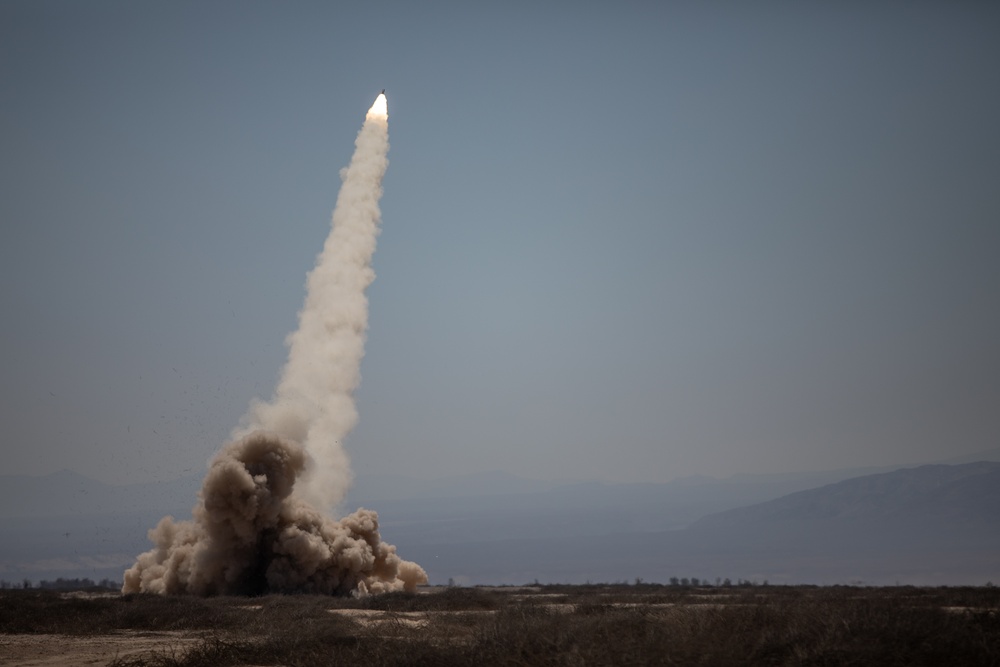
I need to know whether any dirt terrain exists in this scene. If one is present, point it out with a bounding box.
[1,584,998,666]
[1,632,201,667]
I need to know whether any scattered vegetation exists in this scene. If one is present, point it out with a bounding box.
[0,577,121,591]
[1,584,998,666]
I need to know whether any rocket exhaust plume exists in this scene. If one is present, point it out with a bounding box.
[123,92,427,596]
[232,90,389,512]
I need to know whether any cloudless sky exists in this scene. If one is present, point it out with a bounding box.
[2,1,998,486]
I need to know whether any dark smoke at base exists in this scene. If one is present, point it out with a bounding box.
[123,432,426,595]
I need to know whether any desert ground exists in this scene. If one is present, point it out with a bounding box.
[1,584,998,666]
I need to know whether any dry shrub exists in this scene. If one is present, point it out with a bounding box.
[3,585,998,666]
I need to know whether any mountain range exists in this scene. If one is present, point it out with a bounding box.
[1,451,998,586]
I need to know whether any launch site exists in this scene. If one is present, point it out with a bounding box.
[2,1,998,664]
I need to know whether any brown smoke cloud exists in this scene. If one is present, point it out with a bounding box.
[123,432,426,595]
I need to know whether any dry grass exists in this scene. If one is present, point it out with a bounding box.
[1,584,997,666]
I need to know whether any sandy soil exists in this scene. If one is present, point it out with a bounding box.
[329,608,432,629]
[0,630,200,667]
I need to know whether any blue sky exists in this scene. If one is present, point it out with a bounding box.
[2,1,998,486]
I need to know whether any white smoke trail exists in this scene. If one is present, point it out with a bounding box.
[233,93,389,512]
[122,93,427,596]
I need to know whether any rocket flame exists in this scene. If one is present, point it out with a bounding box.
[368,93,388,119]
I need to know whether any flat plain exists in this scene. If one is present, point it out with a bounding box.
[1,584,998,666]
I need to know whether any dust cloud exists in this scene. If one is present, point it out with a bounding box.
[123,433,425,595]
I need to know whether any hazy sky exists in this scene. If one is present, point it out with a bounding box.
[2,1,998,486]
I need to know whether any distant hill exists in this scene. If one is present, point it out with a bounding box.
[347,465,922,547]
[399,462,1000,587]
[3,460,998,586]
[933,446,1000,466]
[0,470,204,585]
[690,461,1000,530]
[0,470,202,519]
[669,463,1000,581]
